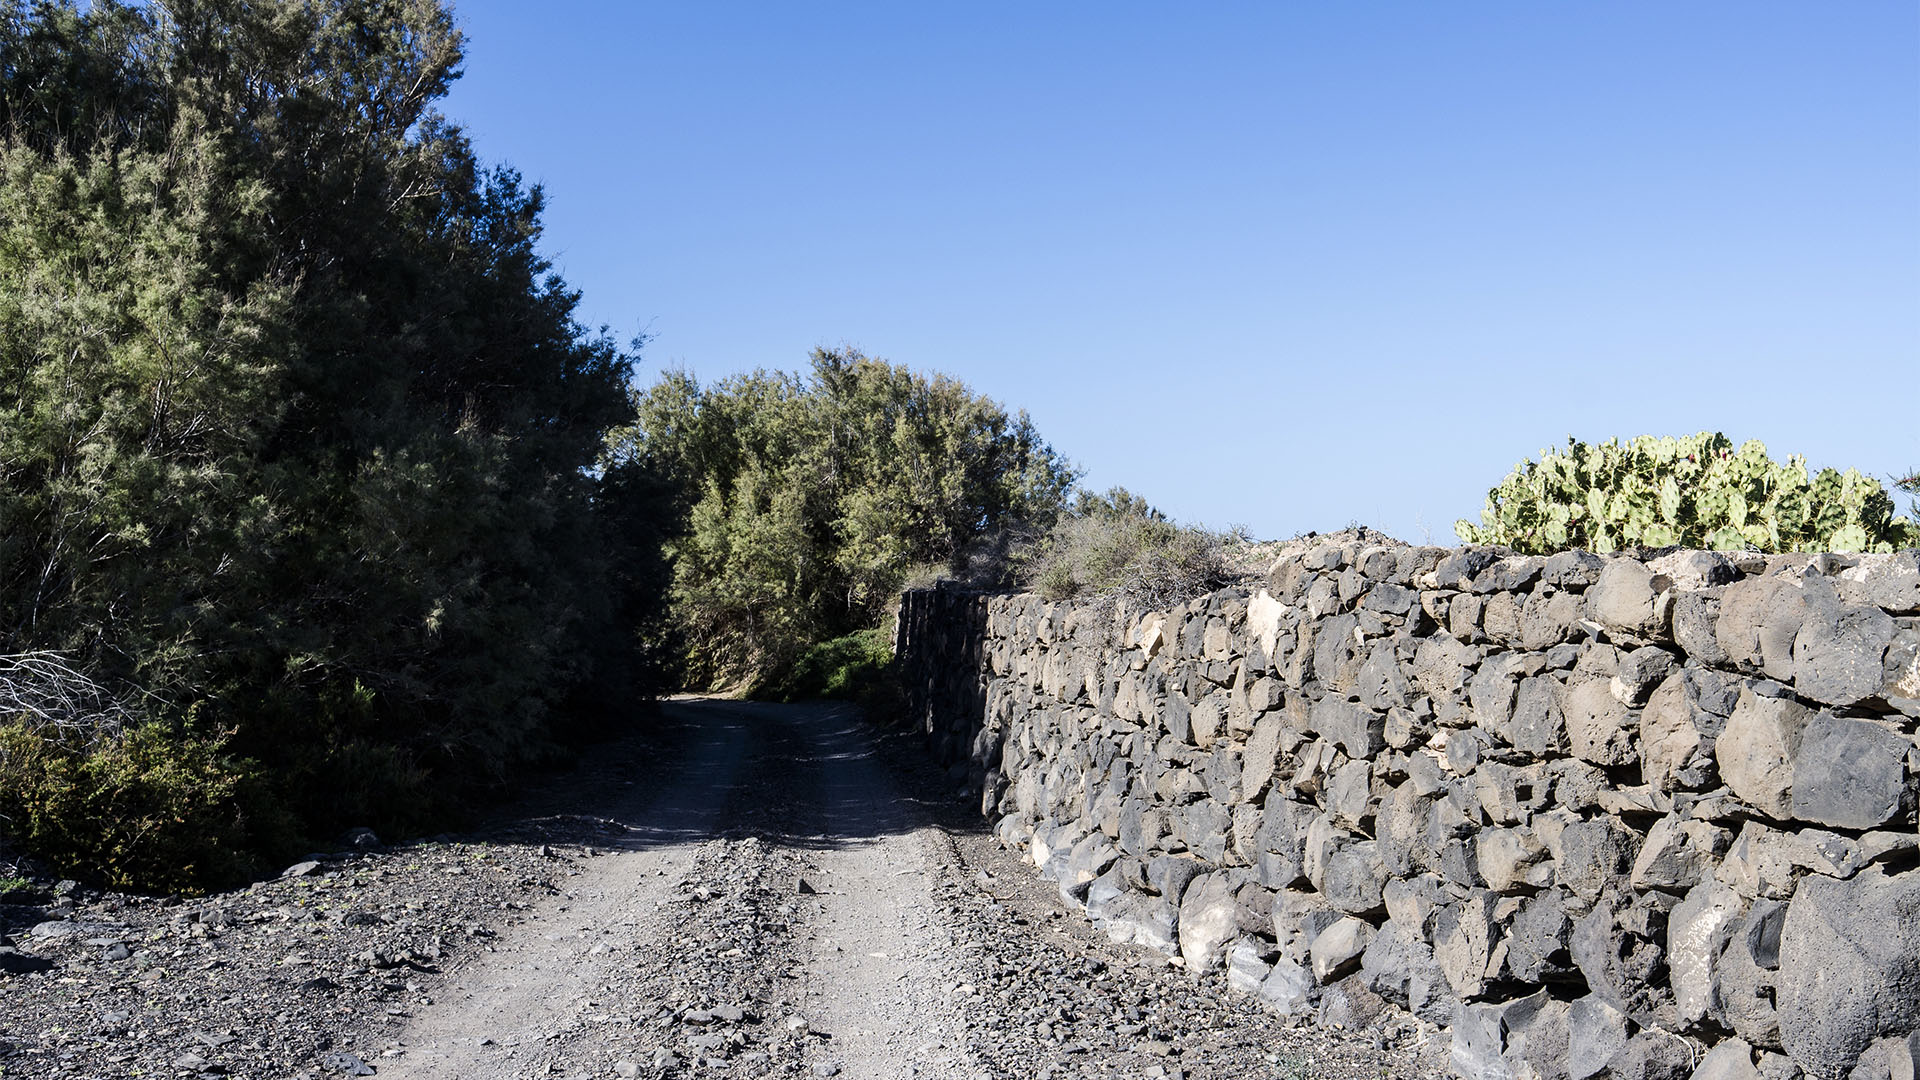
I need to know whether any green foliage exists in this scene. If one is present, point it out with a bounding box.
[1457,433,1917,555]
[1020,486,1230,606]
[0,718,294,894]
[605,350,1078,692]
[773,628,897,704]
[0,0,655,889]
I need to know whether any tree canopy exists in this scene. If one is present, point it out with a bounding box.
[0,0,644,889]
[606,349,1079,691]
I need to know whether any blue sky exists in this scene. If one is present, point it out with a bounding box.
[442,3,1918,543]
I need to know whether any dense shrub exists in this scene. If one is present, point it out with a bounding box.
[1019,487,1231,607]
[1457,433,1917,554]
[0,719,294,893]
[0,0,655,889]
[771,628,897,704]
[605,350,1077,692]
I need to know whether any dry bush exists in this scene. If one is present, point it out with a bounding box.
[1021,510,1233,609]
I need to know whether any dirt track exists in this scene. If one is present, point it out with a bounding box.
[0,698,1449,1079]
[382,698,983,1079]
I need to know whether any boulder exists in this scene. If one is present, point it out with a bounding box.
[1475,761,1553,826]
[1686,664,1743,727]
[1313,611,1367,693]
[1252,957,1315,1015]
[1251,798,1311,888]
[1361,917,1456,1024]
[1452,991,1573,1080]
[1716,905,1784,1050]
[1175,798,1231,864]
[1789,712,1911,830]
[1648,550,1739,592]
[1478,827,1554,893]
[1118,799,1169,857]
[1086,880,1179,955]
[1632,814,1730,894]
[1643,671,1717,793]
[1674,589,1731,667]
[1690,1039,1762,1080]
[1226,938,1274,996]
[1616,646,1681,706]
[1512,674,1570,755]
[1435,891,1502,1000]
[1325,758,1375,830]
[1718,573,1824,682]
[1311,696,1387,760]
[1303,813,1353,893]
[1163,691,1192,742]
[1566,677,1639,767]
[1322,841,1390,916]
[1358,641,1413,711]
[1474,555,1545,594]
[1545,550,1607,589]
[1590,559,1670,642]
[1055,833,1119,906]
[1415,635,1485,700]
[1792,602,1897,707]
[1605,1032,1698,1080]
[1310,916,1374,985]
[1835,551,1920,614]
[1383,873,1449,938]
[1146,853,1208,904]
[1668,880,1747,1029]
[1716,820,1883,900]
[1317,972,1390,1030]
[1569,994,1632,1080]
[1377,781,1435,878]
[1241,713,1287,802]
[1718,688,1812,820]
[1272,887,1342,962]
[1452,1000,1516,1080]
[1505,991,1574,1080]
[1571,902,1667,1017]
[1558,818,1640,901]
[1885,630,1920,717]
[1504,890,1574,983]
[1176,871,1240,972]
[1843,1033,1920,1080]
[1190,695,1225,749]
[1523,589,1585,650]
[1436,548,1503,589]
[1778,866,1920,1080]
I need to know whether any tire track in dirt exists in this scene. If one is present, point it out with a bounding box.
[380,698,980,1079]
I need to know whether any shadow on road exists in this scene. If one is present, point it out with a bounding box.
[478,697,990,856]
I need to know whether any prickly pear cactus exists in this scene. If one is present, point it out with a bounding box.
[1456,433,1918,554]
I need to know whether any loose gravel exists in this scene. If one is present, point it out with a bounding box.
[0,699,1452,1080]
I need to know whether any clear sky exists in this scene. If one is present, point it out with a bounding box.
[441,3,1918,544]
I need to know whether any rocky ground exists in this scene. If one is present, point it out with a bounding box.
[0,698,1450,1080]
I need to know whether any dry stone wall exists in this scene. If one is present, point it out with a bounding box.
[893,542,1920,1080]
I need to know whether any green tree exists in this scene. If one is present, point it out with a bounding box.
[605,349,1078,690]
[0,0,649,888]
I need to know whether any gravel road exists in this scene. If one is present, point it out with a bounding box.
[0,698,1450,1079]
